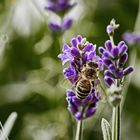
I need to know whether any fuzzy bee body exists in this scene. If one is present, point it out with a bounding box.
[76,79,91,99]
[75,62,99,100]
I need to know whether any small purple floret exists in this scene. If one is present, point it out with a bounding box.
[100,38,133,87]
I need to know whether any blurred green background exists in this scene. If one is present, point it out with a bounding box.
[0,0,140,140]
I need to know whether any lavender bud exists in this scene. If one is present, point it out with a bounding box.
[72,96,81,107]
[71,47,80,57]
[77,35,82,42]
[71,38,77,47]
[104,76,114,87]
[114,69,124,79]
[106,25,114,35]
[109,64,116,73]
[68,104,78,114]
[48,22,61,31]
[98,47,105,54]
[75,112,83,120]
[103,51,110,58]
[104,70,114,78]
[105,40,112,51]
[85,106,96,118]
[103,59,113,66]
[66,89,75,96]
[123,66,134,75]
[119,53,128,67]
[62,19,73,30]
[111,47,119,57]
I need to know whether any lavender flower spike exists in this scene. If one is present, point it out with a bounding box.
[123,32,140,45]
[58,35,102,120]
[99,20,134,88]
[45,0,76,15]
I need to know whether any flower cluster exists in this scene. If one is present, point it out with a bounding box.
[48,18,72,32]
[66,89,100,120]
[45,0,75,15]
[123,32,140,45]
[99,20,134,87]
[45,0,76,32]
[58,35,102,120]
[99,40,133,87]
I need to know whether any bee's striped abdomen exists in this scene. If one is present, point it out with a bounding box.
[76,79,91,99]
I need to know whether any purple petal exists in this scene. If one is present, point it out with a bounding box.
[72,96,81,107]
[84,44,95,52]
[66,89,75,96]
[105,40,112,52]
[82,95,92,104]
[75,112,83,120]
[48,22,61,31]
[123,66,134,75]
[71,47,80,57]
[106,25,113,34]
[114,69,124,79]
[119,44,128,55]
[85,106,96,118]
[58,53,71,65]
[118,41,125,49]
[119,53,128,67]
[98,47,105,54]
[71,38,77,47]
[87,51,96,60]
[82,53,87,64]
[62,44,70,52]
[103,58,113,66]
[109,64,116,72]
[68,103,78,114]
[77,35,82,43]
[63,66,76,78]
[103,51,110,58]
[104,70,113,77]
[111,47,119,57]
[104,76,114,87]
[62,19,73,30]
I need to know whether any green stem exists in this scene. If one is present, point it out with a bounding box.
[75,120,83,140]
[117,105,121,140]
[109,35,115,47]
[112,104,120,140]
[112,107,117,140]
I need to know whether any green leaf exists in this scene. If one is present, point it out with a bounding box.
[0,112,18,140]
[101,118,112,140]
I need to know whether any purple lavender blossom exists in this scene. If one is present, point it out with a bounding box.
[45,0,76,15]
[99,40,134,87]
[48,18,73,32]
[58,35,103,85]
[123,32,140,45]
[66,89,100,120]
[58,35,102,120]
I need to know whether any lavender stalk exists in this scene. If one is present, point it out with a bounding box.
[99,19,134,140]
[58,35,103,139]
[75,120,83,140]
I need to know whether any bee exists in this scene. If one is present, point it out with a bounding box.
[75,62,99,99]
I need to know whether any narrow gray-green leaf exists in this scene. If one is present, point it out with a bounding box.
[0,112,18,140]
[101,118,112,140]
